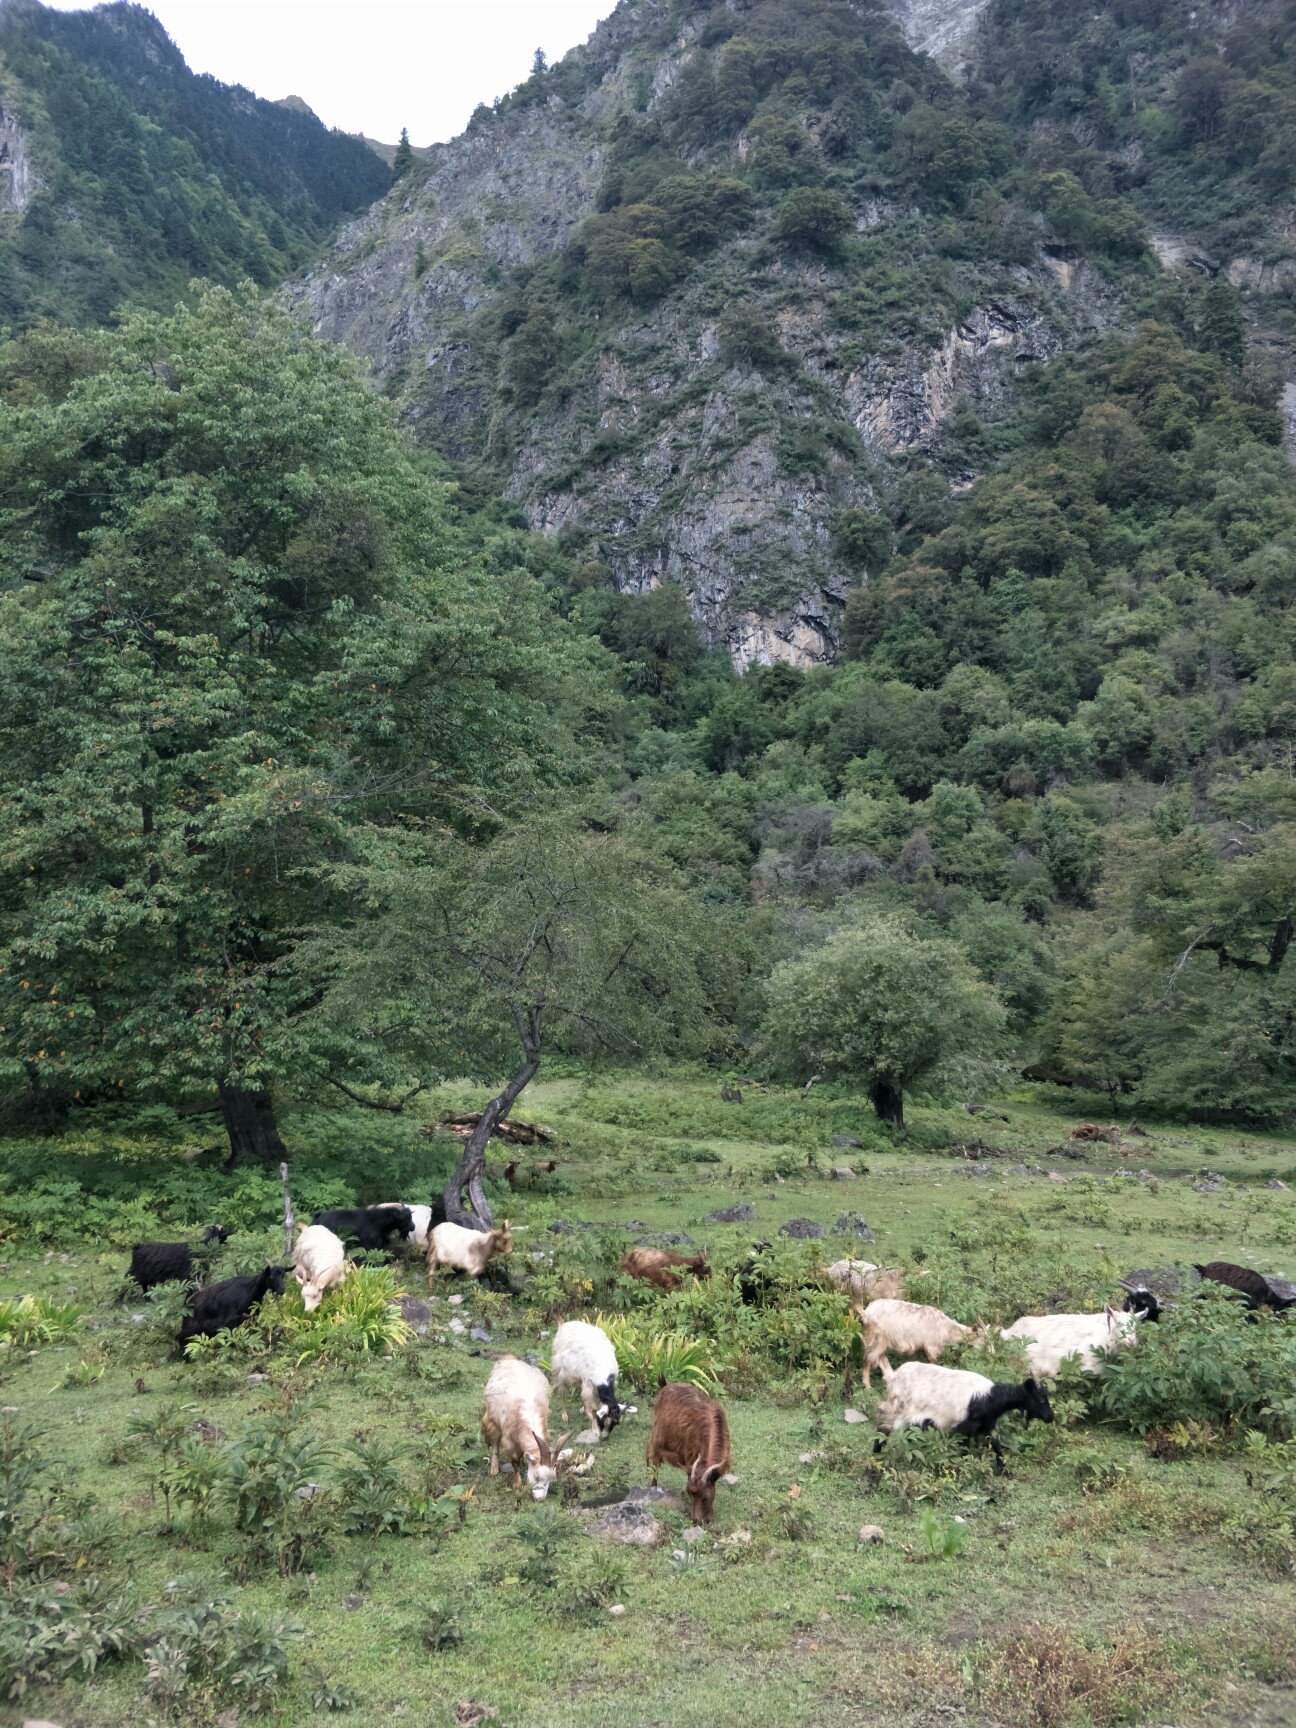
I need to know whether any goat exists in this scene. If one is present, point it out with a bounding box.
[1123,1288,1163,1321]
[293,1223,350,1313]
[646,1380,731,1525]
[825,1259,909,1305]
[179,1265,286,1351]
[480,1356,568,1500]
[999,1307,1136,1379]
[427,1220,513,1283]
[377,1199,447,1250]
[550,1320,629,1439]
[859,1298,975,1388]
[127,1225,229,1294]
[313,1205,413,1252]
[1194,1260,1296,1312]
[621,1247,710,1293]
[875,1360,1053,1465]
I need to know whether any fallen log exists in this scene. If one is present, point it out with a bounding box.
[431,1112,556,1145]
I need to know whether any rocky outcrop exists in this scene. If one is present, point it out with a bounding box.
[0,97,32,213]
[883,0,991,75]
[287,1,1114,666]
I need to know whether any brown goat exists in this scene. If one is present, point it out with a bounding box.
[647,1379,732,1524]
[621,1247,710,1293]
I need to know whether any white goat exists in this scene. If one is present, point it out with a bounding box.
[550,1321,633,1440]
[292,1224,349,1314]
[825,1259,912,1304]
[999,1307,1137,1379]
[426,1220,512,1283]
[860,1297,975,1387]
[480,1356,568,1500]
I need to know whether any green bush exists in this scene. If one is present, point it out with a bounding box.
[1088,1290,1296,1439]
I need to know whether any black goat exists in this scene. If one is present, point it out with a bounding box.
[312,1205,414,1251]
[1123,1288,1163,1322]
[1195,1260,1295,1313]
[127,1225,230,1293]
[179,1266,288,1351]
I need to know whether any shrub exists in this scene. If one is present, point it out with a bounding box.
[594,1312,719,1393]
[974,1624,1175,1728]
[0,1295,82,1348]
[1088,1289,1296,1439]
[774,188,853,257]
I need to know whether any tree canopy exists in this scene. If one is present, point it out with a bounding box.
[0,288,596,1159]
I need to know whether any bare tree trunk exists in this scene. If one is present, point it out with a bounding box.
[442,1057,540,1227]
[219,1082,288,1166]
[280,1161,295,1259]
[869,1077,904,1128]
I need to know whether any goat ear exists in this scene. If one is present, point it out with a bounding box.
[705,1464,724,1484]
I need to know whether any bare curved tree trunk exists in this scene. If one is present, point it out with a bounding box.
[441,1006,541,1227]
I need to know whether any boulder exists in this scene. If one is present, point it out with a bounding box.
[707,1203,756,1224]
[779,1218,825,1239]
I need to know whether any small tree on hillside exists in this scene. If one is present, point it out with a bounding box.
[392,127,415,179]
[305,818,716,1223]
[760,917,1006,1125]
[774,188,853,259]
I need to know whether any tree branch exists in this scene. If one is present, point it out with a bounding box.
[322,1074,426,1113]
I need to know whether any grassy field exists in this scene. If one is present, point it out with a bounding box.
[1,1074,1295,1728]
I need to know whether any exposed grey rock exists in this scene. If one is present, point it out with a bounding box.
[779,1218,825,1239]
[547,1220,575,1236]
[341,1593,365,1610]
[398,1297,433,1333]
[0,100,34,214]
[681,1525,706,1543]
[1193,1170,1227,1193]
[843,1409,869,1424]
[1267,1179,1289,1190]
[643,1231,694,1247]
[858,1523,885,1544]
[832,1134,863,1149]
[707,1204,756,1224]
[588,1503,664,1546]
[469,1326,493,1343]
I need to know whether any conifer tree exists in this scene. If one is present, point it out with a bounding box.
[392,125,414,179]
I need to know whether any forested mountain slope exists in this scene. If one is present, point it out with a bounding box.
[291,0,1296,665]
[0,0,390,326]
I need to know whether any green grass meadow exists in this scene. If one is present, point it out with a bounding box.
[1,1075,1294,1727]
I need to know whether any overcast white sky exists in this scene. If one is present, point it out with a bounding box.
[41,1,617,144]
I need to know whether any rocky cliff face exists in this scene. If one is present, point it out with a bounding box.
[289,0,1116,666]
[0,96,31,212]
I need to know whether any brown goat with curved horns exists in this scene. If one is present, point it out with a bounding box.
[621,1246,710,1293]
[647,1379,732,1524]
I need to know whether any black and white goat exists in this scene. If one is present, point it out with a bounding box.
[874,1360,1054,1466]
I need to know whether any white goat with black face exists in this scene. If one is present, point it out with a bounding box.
[480,1357,568,1501]
[999,1306,1137,1379]
[549,1321,633,1440]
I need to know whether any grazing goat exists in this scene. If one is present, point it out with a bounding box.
[646,1380,731,1525]
[999,1307,1136,1378]
[127,1225,229,1294]
[875,1360,1053,1464]
[825,1259,908,1305]
[550,1320,628,1439]
[859,1298,975,1388]
[313,1205,413,1252]
[427,1220,513,1283]
[179,1265,286,1351]
[293,1224,350,1313]
[1123,1288,1163,1321]
[621,1246,710,1293]
[1194,1260,1296,1312]
[480,1356,568,1500]
[379,1199,447,1249]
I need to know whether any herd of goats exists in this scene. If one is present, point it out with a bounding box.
[121,1198,1296,1526]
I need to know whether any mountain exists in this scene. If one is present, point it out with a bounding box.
[0,0,390,326]
[289,0,1296,665]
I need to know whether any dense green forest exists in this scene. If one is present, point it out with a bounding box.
[0,0,389,326]
[2,0,1296,1160]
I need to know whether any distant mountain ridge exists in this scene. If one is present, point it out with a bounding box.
[0,0,390,325]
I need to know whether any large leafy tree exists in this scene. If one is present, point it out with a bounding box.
[300,816,719,1223]
[0,288,592,1159]
[760,915,1006,1125]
